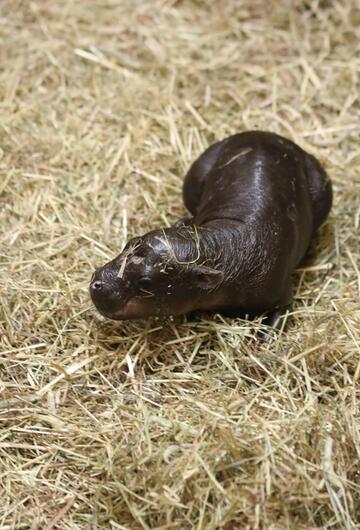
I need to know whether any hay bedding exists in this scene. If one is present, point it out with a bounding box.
[0,0,359,528]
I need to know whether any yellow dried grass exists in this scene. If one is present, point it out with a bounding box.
[0,0,359,528]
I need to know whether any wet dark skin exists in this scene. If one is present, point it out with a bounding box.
[90,131,332,329]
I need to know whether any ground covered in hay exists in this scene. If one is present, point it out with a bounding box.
[1,0,359,528]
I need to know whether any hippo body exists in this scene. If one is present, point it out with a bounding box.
[90,131,332,326]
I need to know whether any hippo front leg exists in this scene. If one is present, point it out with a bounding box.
[259,284,293,340]
[262,304,292,329]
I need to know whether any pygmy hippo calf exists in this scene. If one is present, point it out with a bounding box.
[90,131,332,327]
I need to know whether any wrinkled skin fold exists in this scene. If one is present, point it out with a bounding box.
[90,131,332,326]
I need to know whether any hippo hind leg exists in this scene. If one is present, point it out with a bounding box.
[304,153,333,231]
[182,138,226,215]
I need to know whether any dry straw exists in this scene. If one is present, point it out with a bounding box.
[0,0,359,528]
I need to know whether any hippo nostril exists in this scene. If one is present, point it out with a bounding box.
[91,280,103,291]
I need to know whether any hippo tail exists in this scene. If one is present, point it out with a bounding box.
[304,153,333,231]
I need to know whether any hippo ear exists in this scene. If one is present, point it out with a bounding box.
[191,265,224,290]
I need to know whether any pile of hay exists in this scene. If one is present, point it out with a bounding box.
[1,0,359,528]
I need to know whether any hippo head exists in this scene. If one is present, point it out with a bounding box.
[89,227,224,320]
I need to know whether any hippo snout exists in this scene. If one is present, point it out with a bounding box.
[90,267,113,292]
[90,266,129,317]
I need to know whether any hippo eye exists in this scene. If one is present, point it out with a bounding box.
[138,277,153,290]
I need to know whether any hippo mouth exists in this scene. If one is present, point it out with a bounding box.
[89,268,159,320]
[112,298,151,320]
[93,296,158,321]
